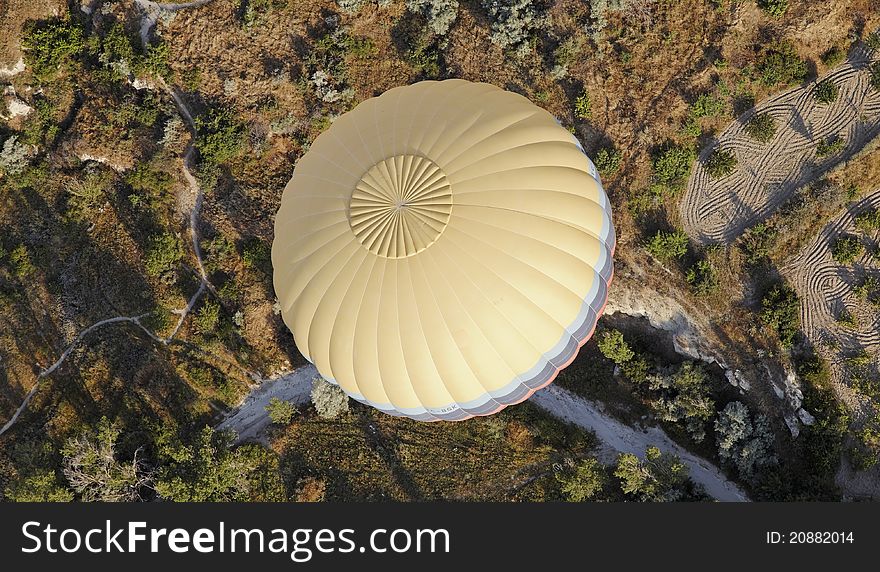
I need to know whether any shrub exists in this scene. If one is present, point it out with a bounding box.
[740,221,778,263]
[593,147,621,177]
[855,208,880,232]
[760,283,800,347]
[4,471,73,502]
[0,135,30,174]
[195,107,243,166]
[242,238,272,274]
[8,244,35,278]
[705,148,737,179]
[831,235,863,265]
[651,145,695,193]
[820,46,845,67]
[757,0,788,17]
[758,42,807,87]
[816,136,845,158]
[557,458,605,501]
[406,0,459,36]
[194,300,221,334]
[311,377,350,419]
[144,232,183,277]
[613,447,698,502]
[689,93,725,119]
[266,397,298,425]
[866,30,880,51]
[813,80,839,104]
[21,17,85,79]
[649,362,715,443]
[686,258,719,296]
[62,418,152,502]
[574,91,591,119]
[645,229,689,261]
[744,113,777,143]
[714,401,776,481]
[596,329,634,364]
[870,62,880,91]
[481,0,542,57]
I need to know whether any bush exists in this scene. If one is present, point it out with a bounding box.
[831,235,863,265]
[596,329,634,364]
[855,208,880,232]
[194,300,221,334]
[760,283,800,347]
[740,221,778,263]
[481,0,542,57]
[649,362,715,443]
[62,418,152,502]
[144,232,183,277]
[705,148,737,179]
[0,135,30,175]
[406,0,459,36]
[715,401,776,481]
[651,144,695,193]
[689,93,725,119]
[613,447,699,502]
[574,91,591,119]
[8,244,35,278]
[686,258,719,296]
[195,107,243,166]
[813,80,839,104]
[758,42,807,87]
[557,458,605,501]
[593,147,621,177]
[744,113,777,143]
[311,377,350,419]
[21,17,85,79]
[266,397,298,425]
[870,62,880,91]
[645,229,689,261]
[820,45,845,67]
[757,0,788,17]
[816,136,846,158]
[4,471,73,502]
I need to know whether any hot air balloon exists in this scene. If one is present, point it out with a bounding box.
[272,79,615,421]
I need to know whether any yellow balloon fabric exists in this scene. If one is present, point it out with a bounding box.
[273,79,615,421]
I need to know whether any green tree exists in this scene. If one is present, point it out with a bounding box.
[144,232,182,277]
[758,0,788,17]
[744,113,777,143]
[5,471,74,502]
[21,17,85,79]
[596,329,634,364]
[760,283,801,347]
[61,417,152,502]
[813,80,839,104]
[557,458,606,501]
[574,91,591,119]
[613,447,697,502]
[266,397,297,425]
[645,229,689,261]
[594,147,622,177]
[758,42,807,87]
[154,426,285,501]
[705,148,737,179]
[651,145,695,194]
[832,235,863,265]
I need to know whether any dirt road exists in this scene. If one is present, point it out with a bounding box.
[217,364,750,502]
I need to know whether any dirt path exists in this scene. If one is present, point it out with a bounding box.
[0,315,160,436]
[681,46,880,245]
[781,189,880,417]
[217,364,750,502]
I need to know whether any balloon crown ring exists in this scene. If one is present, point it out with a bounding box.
[348,154,453,259]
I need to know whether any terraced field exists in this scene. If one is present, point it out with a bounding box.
[682,47,880,245]
[782,190,880,415]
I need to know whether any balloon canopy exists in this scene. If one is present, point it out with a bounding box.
[272,79,615,421]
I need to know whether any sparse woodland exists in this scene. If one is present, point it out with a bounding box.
[1,0,879,501]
